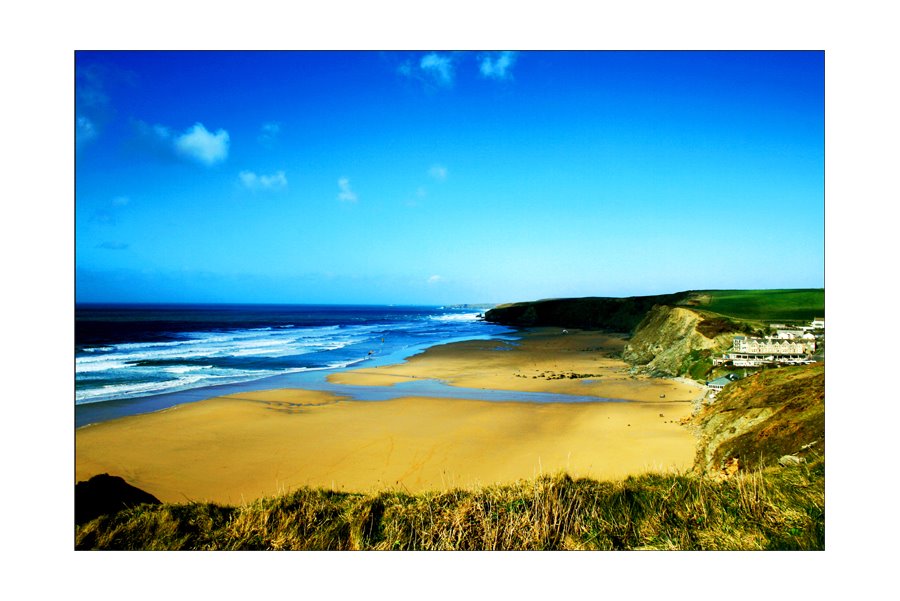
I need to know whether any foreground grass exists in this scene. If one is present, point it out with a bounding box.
[76,458,824,550]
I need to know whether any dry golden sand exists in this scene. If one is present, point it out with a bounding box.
[75,330,702,504]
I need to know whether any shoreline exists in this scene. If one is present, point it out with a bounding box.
[76,329,705,503]
[329,328,704,404]
[74,330,515,428]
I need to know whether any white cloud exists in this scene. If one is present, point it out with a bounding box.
[420,53,455,87]
[428,164,448,181]
[479,51,518,80]
[258,122,281,146]
[427,275,442,284]
[239,170,287,191]
[337,177,358,203]
[174,123,230,166]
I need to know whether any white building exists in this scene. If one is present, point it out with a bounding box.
[712,335,816,367]
[732,336,815,355]
[811,317,825,329]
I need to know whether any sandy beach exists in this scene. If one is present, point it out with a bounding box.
[329,328,701,402]
[76,329,702,504]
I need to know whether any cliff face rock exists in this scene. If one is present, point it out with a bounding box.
[484,293,690,332]
[622,305,731,376]
[692,364,825,474]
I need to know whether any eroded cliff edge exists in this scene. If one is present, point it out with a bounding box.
[622,305,740,377]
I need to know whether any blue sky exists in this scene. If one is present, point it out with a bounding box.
[75,51,824,305]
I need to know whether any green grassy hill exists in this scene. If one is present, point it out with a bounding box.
[680,289,825,322]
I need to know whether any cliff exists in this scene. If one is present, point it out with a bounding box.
[484,292,690,332]
[622,305,739,377]
[692,363,825,475]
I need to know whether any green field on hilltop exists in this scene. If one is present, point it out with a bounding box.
[681,289,824,322]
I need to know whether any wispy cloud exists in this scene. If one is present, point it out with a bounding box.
[419,53,456,87]
[75,63,118,145]
[397,61,413,77]
[76,64,110,109]
[76,115,97,147]
[76,62,139,147]
[90,196,131,225]
[428,164,448,181]
[239,170,287,191]
[396,52,517,88]
[132,121,174,160]
[337,177,358,203]
[427,275,442,284]
[398,52,457,88]
[258,122,281,147]
[479,51,518,80]
[174,123,230,166]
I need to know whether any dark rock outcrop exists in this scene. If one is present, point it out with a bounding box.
[484,292,690,332]
[75,473,161,525]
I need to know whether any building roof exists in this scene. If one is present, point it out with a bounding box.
[708,376,734,387]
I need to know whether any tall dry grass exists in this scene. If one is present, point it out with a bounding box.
[75,454,824,550]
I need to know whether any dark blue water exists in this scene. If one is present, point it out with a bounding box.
[75,304,629,428]
[75,304,515,422]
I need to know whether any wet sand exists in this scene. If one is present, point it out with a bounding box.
[75,329,702,504]
[329,328,700,402]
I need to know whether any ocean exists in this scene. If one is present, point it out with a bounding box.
[75,304,518,425]
[75,303,625,427]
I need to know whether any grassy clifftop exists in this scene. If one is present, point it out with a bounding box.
[484,289,824,332]
[678,289,825,322]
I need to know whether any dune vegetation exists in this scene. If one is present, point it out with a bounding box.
[75,462,823,551]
